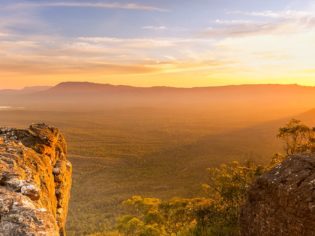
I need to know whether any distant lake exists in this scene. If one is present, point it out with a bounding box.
[0,106,11,110]
[0,106,24,110]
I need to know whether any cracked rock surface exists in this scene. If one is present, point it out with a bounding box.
[0,124,72,236]
[241,155,315,236]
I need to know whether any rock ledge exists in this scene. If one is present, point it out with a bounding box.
[0,124,72,236]
[241,155,315,236]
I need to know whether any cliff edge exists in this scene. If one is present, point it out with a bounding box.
[0,124,72,236]
[241,155,315,236]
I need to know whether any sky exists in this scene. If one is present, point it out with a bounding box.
[1,0,315,88]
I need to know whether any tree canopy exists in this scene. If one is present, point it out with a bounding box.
[113,119,315,236]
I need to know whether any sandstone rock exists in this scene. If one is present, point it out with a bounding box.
[241,155,315,236]
[0,124,72,236]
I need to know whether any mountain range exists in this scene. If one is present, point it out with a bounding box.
[1,82,315,120]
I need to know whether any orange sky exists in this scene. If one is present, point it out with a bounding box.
[1,1,315,89]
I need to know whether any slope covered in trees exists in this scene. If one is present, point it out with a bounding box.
[110,120,315,236]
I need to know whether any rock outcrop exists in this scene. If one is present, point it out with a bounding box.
[241,155,315,236]
[0,124,72,236]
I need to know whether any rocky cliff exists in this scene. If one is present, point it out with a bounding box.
[241,155,315,236]
[0,124,72,236]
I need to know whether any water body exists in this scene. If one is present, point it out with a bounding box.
[0,106,11,110]
[0,106,24,110]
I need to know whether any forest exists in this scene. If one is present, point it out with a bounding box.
[104,119,315,236]
[1,85,315,235]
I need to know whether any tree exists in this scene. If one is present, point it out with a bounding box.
[116,120,315,236]
[277,119,315,155]
[197,161,264,235]
[117,196,211,236]
[117,162,264,236]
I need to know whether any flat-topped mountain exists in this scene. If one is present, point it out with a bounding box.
[2,81,315,96]
[43,82,315,96]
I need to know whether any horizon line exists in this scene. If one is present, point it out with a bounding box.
[1,81,314,91]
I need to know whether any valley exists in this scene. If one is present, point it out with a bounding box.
[1,83,315,234]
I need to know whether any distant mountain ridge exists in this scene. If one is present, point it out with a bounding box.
[48,81,313,91]
[1,82,315,116]
[1,81,314,94]
[41,82,315,100]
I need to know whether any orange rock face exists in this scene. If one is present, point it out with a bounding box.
[0,124,72,235]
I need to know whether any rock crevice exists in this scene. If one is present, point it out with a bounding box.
[0,124,72,236]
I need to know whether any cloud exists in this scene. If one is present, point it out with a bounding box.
[76,36,178,48]
[142,26,168,31]
[0,32,9,37]
[230,10,313,19]
[204,9,315,39]
[0,58,161,75]
[2,6,314,83]
[213,19,253,25]
[7,2,168,12]
[76,37,215,50]
[203,21,296,38]
[228,10,315,28]
[0,34,222,76]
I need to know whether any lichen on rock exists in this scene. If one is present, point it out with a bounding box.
[0,123,72,236]
[241,154,315,236]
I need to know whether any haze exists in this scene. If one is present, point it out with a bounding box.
[1,82,315,235]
